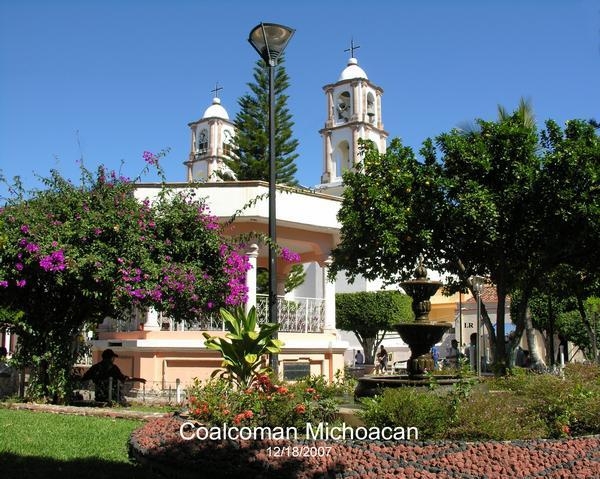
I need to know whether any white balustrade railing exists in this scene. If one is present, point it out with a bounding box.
[255,294,325,333]
[106,296,326,333]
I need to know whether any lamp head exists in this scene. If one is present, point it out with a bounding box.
[471,275,485,294]
[248,23,295,65]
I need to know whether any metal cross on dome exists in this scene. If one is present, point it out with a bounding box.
[211,82,223,99]
[344,38,360,58]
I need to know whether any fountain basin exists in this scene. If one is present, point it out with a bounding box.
[396,321,452,376]
[354,374,461,398]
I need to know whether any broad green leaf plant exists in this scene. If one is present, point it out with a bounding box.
[203,306,283,389]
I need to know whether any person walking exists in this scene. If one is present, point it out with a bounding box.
[376,345,388,374]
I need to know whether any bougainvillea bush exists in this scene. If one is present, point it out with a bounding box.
[186,374,339,430]
[0,153,250,402]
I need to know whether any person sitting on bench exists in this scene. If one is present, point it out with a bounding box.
[81,349,145,403]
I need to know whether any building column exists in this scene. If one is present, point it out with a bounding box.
[351,81,359,122]
[352,126,360,166]
[322,131,332,182]
[245,244,259,314]
[377,92,383,130]
[322,256,336,331]
[326,88,334,126]
[145,307,161,331]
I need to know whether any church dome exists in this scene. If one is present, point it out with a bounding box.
[338,58,368,81]
[202,97,229,120]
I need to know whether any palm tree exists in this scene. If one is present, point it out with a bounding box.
[457,97,535,134]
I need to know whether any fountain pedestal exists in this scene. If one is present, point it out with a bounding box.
[398,262,452,377]
[354,261,455,398]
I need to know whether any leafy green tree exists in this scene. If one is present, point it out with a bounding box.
[532,119,600,362]
[226,57,299,185]
[333,113,600,372]
[255,264,306,295]
[0,158,250,402]
[556,297,600,361]
[336,291,413,364]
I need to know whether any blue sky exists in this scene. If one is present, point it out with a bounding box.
[1,0,599,198]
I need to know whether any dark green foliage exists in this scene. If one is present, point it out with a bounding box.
[332,107,600,371]
[226,57,299,185]
[359,388,452,439]
[359,364,600,440]
[335,290,413,363]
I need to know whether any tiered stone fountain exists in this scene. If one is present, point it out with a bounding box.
[354,262,456,397]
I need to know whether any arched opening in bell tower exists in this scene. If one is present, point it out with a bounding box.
[334,140,351,178]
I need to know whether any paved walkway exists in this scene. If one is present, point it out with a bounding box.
[3,401,170,420]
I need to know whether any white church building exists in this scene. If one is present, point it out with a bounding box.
[91,53,460,389]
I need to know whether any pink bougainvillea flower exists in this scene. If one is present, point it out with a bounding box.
[280,247,301,263]
[25,243,40,253]
[142,151,158,166]
[39,250,66,272]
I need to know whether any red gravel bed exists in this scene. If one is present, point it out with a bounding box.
[129,417,600,478]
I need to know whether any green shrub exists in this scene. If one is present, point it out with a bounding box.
[358,388,453,440]
[487,364,600,438]
[447,390,548,440]
[570,393,600,435]
[356,364,600,441]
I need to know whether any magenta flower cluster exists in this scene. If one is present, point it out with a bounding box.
[143,151,158,166]
[0,174,255,319]
[0,223,71,289]
[39,250,67,272]
[280,247,301,263]
[220,244,252,306]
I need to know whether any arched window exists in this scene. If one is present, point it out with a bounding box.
[367,92,376,124]
[334,141,351,178]
[197,129,208,153]
[222,130,233,156]
[336,91,351,122]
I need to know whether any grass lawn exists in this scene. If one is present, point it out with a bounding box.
[0,408,162,479]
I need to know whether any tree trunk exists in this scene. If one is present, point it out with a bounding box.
[547,295,555,366]
[525,304,546,370]
[358,336,376,365]
[480,302,497,363]
[495,287,507,374]
[577,296,597,361]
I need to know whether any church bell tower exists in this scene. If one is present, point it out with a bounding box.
[185,85,236,182]
[317,43,388,196]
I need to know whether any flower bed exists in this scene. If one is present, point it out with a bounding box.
[129,416,600,479]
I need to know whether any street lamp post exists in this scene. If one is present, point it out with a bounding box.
[471,276,485,377]
[248,23,295,375]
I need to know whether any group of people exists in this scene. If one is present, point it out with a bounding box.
[353,345,389,374]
